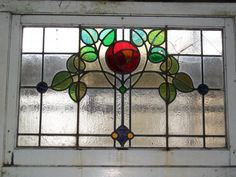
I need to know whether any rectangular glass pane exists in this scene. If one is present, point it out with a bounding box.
[21,55,42,86]
[79,89,114,134]
[124,90,130,128]
[206,137,226,148]
[44,54,70,84]
[44,28,79,53]
[169,91,203,135]
[79,136,113,147]
[18,136,39,146]
[168,30,201,54]
[41,136,76,146]
[205,91,225,135]
[22,27,43,52]
[42,90,77,134]
[18,89,40,133]
[203,57,223,89]
[132,137,166,147]
[178,56,201,88]
[131,89,166,135]
[203,31,222,55]
[169,137,203,148]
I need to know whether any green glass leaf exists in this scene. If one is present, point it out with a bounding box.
[131,29,147,47]
[67,54,86,73]
[51,71,72,91]
[159,83,176,104]
[173,72,194,92]
[80,46,97,62]
[148,47,167,63]
[99,29,115,46]
[160,56,179,74]
[69,82,87,102]
[81,28,98,45]
[148,29,165,46]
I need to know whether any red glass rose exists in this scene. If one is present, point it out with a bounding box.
[105,41,140,74]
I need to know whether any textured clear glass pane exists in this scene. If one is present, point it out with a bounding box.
[178,56,201,88]
[133,73,165,88]
[42,90,77,134]
[124,28,130,40]
[81,72,113,88]
[203,57,223,89]
[41,136,76,146]
[44,55,70,84]
[135,46,148,73]
[206,137,226,148]
[124,91,130,127]
[18,136,39,146]
[169,91,203,135]
[18,89,40,133]
[117,29,122,40]
[169,137,203,147]
[45,28,79,53]
[116,90,122,129]
[132,137,166,147]
[79,89,114,134]
[98,45,115,74]
[84,59,101,71]
[21,55,42,86]
[22,28,43,52]
[132,89,166,134]
[203,31,222,55]
[205,91,225,135]
[79,136,113,147]
[168,30,201,54]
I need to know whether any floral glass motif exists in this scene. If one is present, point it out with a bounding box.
[44,28,193,146]
[18,27,226,148]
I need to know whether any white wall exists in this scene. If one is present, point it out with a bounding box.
[0,1,236,177]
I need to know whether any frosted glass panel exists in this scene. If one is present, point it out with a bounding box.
[132,137,166,147]
[22,28,43,52]
[206,137,225,148]
[21,55,42,86]
[18,136,39,146]
[168,30,201,54]
[132,89,166,134]
[79,137,113,147]
[169,91,202,135]
[18,89,40,133]
[44,55,70,84]
[205,91,225,135]
[41,136,76,146]
[42,90,77,134]
[79,89,114,134]
[81,72,113,88]
[133,73,165,88]
[45,28,79,53]
[204,57,223,89]
[178,56,201,88]
[124,91,130,127]
[203,31,222,55]
[169,137,203,147]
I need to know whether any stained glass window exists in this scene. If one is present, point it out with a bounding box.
[18,27,226,149]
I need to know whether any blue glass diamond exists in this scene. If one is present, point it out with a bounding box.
[116,125,130,146]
